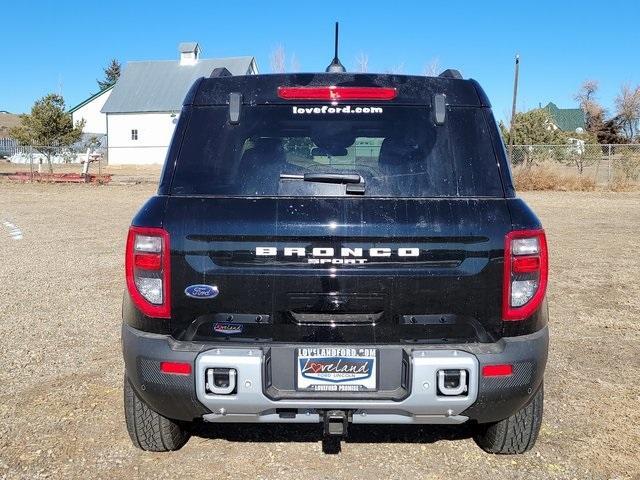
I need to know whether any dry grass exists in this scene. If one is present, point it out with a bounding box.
[608,176,637,192]
[513,164,596,191]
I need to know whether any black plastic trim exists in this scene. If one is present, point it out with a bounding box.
[122,323,209,422]
[462,326,549,423]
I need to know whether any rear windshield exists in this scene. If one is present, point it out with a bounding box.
[171,105,503,197]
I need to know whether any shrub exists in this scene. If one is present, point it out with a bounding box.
[613,150,640,182]
[513,164,596,191]
[608,175,639,192]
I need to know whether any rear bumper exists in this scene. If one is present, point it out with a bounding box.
[122,324,548,424]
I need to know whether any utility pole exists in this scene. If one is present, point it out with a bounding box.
[508,54,520,158]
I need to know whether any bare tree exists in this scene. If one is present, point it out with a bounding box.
[574,79,598,99]
[423,57,440,76]
[385,62,405,74]
[574,80,604,133]
[355,52,369,73]
[573,80,627,144]
[289,52,300,73]
[615,83,640,140]
[270,45,287,73]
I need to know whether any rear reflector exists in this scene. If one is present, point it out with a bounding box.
[277,86,397,101]
[160,361,192,375]
[482,364,513,377]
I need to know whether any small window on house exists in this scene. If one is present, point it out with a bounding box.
[131,129,138,141]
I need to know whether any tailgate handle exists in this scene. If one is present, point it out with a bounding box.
[289,311,383,325]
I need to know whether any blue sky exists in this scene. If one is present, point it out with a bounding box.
[1,0,638,122]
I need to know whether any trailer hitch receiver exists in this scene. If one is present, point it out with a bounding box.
[323,410,349,437]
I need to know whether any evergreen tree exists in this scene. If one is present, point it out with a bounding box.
[500,109,566,146]
[97,59,121,90]
[9,94,84,173]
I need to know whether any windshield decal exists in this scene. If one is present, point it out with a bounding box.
[292,105,383,115]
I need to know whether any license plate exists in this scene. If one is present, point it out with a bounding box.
[296,347,377,392]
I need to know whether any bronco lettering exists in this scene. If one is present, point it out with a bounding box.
[256,246,419,257]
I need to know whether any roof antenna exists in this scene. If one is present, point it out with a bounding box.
[325,22,346,73]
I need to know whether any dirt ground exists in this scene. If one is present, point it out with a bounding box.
[0,182,638,480]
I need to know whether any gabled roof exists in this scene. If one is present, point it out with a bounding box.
[101,57,257,113]
[68,85,114,113]
[179,42,199,53]
[543,102,585,132]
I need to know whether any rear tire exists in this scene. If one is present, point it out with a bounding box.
[473,383,543,454]
[124,375,190,451]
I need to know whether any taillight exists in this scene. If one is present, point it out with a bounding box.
[502,229,548,321]
[125,226,171,318]
[277,86,397,101]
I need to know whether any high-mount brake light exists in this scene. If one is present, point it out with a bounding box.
[503,229,548,321]
[125,226,171,318]
[277,86,397,101]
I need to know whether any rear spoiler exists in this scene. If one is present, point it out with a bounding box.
[182,73,488,108]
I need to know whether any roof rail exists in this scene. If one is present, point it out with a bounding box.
[210,67,232,78]
[438,69,463,80]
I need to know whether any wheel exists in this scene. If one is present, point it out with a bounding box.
[473,383,544,454]
[123,375,190,451]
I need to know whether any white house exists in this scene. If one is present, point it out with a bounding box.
[69,86,113,135]
[100,42,258,165]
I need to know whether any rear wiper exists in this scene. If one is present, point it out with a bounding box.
[280,172,365,195]
[280,173,362,184]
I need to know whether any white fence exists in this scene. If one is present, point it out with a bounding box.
[0,137,106,165]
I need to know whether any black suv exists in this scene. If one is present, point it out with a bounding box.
[122,71,548,454]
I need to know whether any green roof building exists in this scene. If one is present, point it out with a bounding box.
[542,102,586,133]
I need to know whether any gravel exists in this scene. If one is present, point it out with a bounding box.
[0,183,638,479]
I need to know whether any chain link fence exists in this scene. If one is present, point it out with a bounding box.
[2,137,639,185]
[0,137,107,174]
[509,144,640,185]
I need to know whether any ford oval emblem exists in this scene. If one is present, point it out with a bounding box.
[185,284,219,299]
